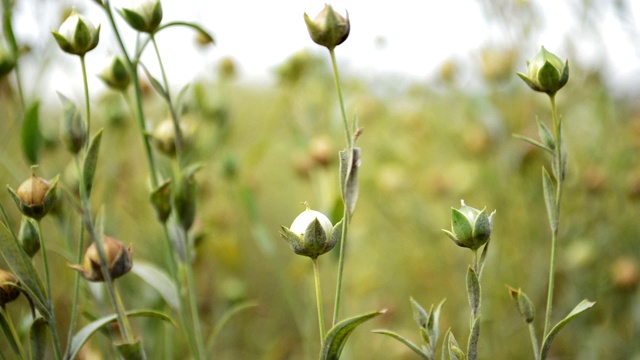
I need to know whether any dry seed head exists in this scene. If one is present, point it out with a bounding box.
[0,269,20,307]
[69,236,133,282]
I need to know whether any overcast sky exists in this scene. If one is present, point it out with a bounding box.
[10,0,640,97]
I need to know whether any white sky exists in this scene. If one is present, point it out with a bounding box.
[9,0,640,98]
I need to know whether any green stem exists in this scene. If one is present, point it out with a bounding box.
[312,258,326,344]
[100,0,159,188]
[543,95,563,337]
[161,226,199,358]
[80,55,91,137]
[183,248,206,360]
[150,35,186,169]
[528,322,540,360]
[329,48,351,148]
[65,157,86,354]
[35,221,63,360]
[0,306,27,359]
[332,208,349,326]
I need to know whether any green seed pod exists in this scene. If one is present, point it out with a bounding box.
[98,55,131,91]
[68,236,133,282]
[118,0,163,34]
[58,94,87,154]
[7,173,59,221]
[442,200,495,251]
[304,4,350,50]
[508,287,535,323]
[517,46,569,96]
[18,216,40,258]
[0,269,20,307]
[173,164,202,231]
[151,117,194,157]
[280,205,340,259]
[51,9,100,56]
[150,179,172,223]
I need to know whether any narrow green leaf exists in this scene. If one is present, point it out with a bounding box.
[467,315,480,360]
[513,134,553,154]
[477,239,490,277]
[0,306,25,358]
[140,63,169,101]
[83,129,103,197]
[540,300,595,360]
[0,223,49,319]
[372,329,430,360]
[115,340,146,360]
[21,102,42,165]
[410,297,429,329]
[131,261,179,311]
[65,310,174,360]
[29,317,47,360]
[175,83,191,116]
[536,118,555,151]
[466,266,480,316]
[320,309,385,360]
[541,167,558,233]
[205,301,258,358]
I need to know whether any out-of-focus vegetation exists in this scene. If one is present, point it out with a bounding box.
[1,0,639,359]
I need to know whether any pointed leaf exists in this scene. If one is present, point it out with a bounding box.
[536,118,555,151]
[541,167,558,233]
[477,238,490,277]
[140,63,169,101]
[175,83,191,116]
[29,317,48,360]
[0,223,49,319]
[115,340,146,360]
[540,300,595,360]
[206,301,258,358]
[466,266,480,317]
[320,309,385,360]
[65,310,174,360]
[467,315,480,360]
[131,261,179,311]
[410,297,429,329]
[512,134,553,154]
[21,102,42,165]
[83,129,103,197]
[372,330,430,360]
[427,299,445,351]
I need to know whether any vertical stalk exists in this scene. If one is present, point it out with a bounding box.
[80,55,91,137]
[543,94,563,336]
[328,47,352,326]
[150,35,186,169]
[528,323,540,360]
[1,304,27,359]
[312,258,326,344]
[329,49,351,148]
[183,254,205,360]
[35,221,63,360]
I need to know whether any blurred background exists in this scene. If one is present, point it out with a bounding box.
[1,0,640,359]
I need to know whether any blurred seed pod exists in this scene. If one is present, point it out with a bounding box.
[0,269,20,307]
[611,256,639,292]
[19,216,40,258]
[68,236,133,282]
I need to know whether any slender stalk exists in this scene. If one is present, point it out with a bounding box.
[332,208,349,326]
[80,55,91,136]
[543,94,563,336]
[328,47,353,327]
[528,322,540,360]
[0,306,27,359]
[150,35,186,169]
[100,0,159,188]
[12,60,25,112]
[65,158,86,354]
[312,258,326,344]
[35,221,63,360]
[328,48,351,148]
[183,251,206,360]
